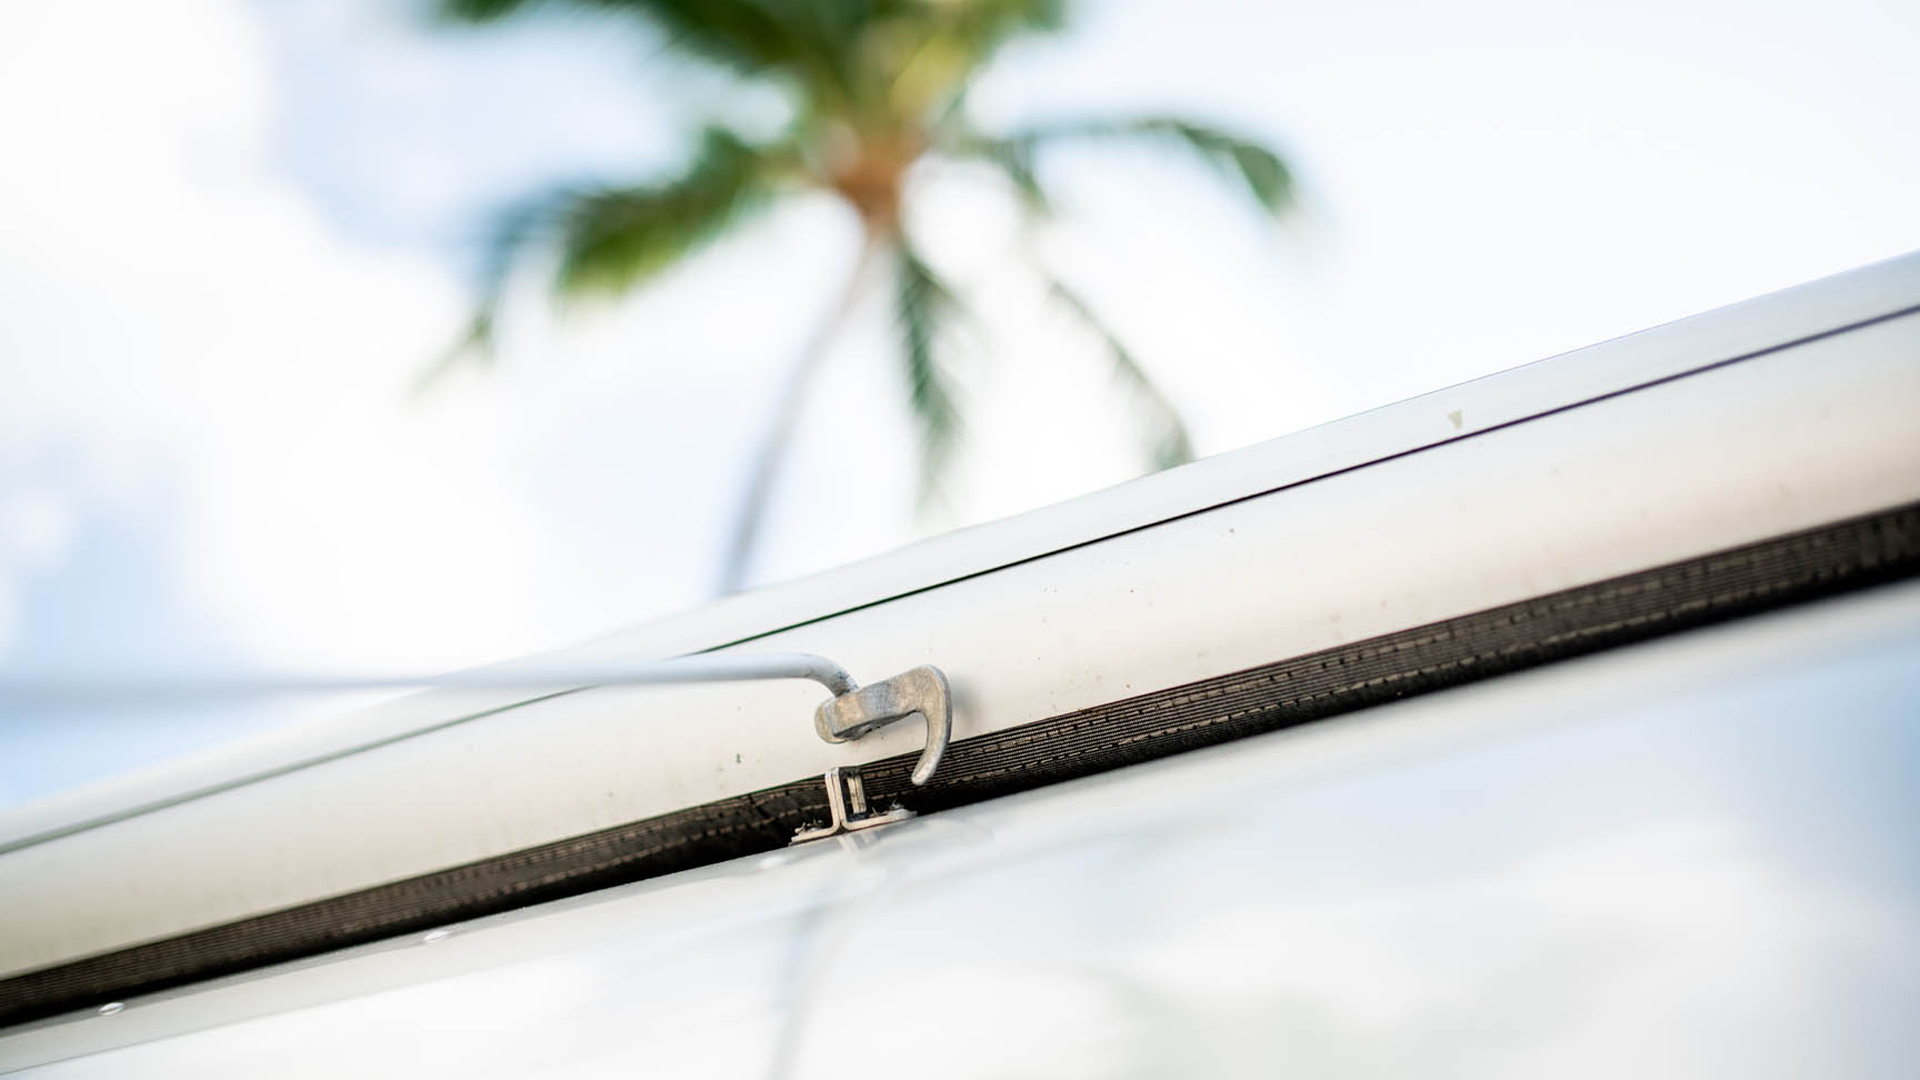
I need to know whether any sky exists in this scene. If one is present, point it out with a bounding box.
[2,0,1919,802]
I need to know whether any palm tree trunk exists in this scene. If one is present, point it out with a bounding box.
[715,235,881,595]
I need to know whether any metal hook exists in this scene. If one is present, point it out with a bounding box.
[812,665,951,786]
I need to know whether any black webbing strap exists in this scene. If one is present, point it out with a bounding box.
[3,501,1916,1028]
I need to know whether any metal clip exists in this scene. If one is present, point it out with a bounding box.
[812,665,951,787]
[791,666,949,845]
[791,766,912,844]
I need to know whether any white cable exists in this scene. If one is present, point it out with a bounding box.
[0,652,859,710]
[0,652,865,854]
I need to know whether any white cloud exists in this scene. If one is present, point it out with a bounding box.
[0,1,567,671]
[0,490,72,568]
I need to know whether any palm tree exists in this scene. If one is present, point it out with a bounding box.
[430,0,1295,594]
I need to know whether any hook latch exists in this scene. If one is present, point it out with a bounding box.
[812,665,951,787]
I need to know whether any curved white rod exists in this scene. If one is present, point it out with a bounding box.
[0,652,860,855]
[0,652,858,708]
